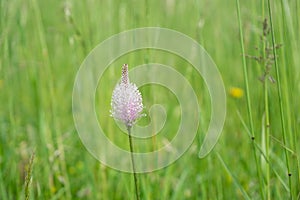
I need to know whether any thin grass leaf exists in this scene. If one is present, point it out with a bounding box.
[217,153,251,200]
[170,171,189,200]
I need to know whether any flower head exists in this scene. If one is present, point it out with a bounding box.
[110,64,144,128]
[229,87,244,99]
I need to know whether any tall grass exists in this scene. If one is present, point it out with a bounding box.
[0,0,299,199]
[235,0,265,199]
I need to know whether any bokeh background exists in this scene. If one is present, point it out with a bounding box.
[0,0,299,199]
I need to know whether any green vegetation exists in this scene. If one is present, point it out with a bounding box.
[0,0,299,199]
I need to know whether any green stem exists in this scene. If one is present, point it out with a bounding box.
[127,127,140,200]
[262,4,270,198]
[235,0,264,199]
[266,0,292,198]
[264,80,270,200]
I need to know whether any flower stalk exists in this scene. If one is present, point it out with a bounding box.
[127,126,140,200]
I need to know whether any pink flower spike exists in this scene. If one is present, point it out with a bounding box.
[111,64,144,128]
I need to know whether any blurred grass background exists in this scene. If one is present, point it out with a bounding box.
[0,0,299,199]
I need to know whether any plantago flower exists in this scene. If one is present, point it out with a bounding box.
[111,64,144,128]
[111,64,143,200]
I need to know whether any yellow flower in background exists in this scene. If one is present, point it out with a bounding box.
[229,87,244,99]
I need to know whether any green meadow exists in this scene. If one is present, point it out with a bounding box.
[0,0,299,199]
